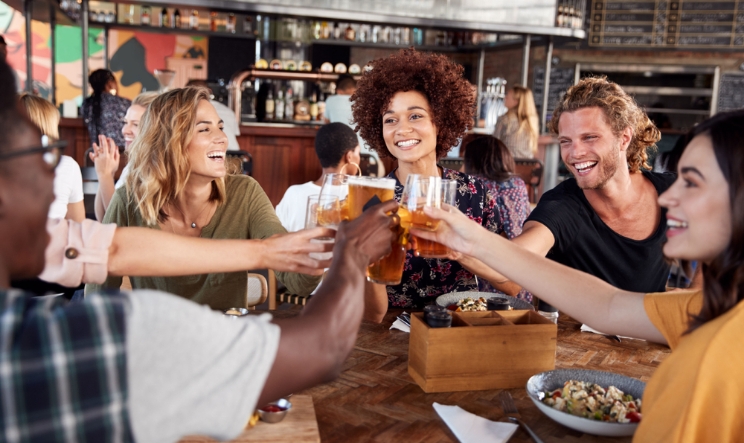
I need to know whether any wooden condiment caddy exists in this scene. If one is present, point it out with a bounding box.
[408,310,557,393]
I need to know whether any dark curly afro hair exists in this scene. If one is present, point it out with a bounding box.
[351,49,475,159]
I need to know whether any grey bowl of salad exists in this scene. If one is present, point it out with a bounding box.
[526,369,645,437]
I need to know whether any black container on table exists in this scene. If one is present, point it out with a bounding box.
[487,298,510,311]
[423,304,447,323]
[426,310,452,328]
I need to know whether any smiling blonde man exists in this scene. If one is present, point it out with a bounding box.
[510,77,675,294]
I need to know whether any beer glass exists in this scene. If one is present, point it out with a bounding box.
[318,173,350,221]
[347,176,405,285]
[400,175,456,258]
[304,194,340,260]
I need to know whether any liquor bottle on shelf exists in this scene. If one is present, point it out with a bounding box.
[173,9,181,28]
[210,11,217,31]
[244,16,254,34]
[227,13,236,33]
[159,8,168,27]
[141,6,150,25]
[359,25,368,43]
[265,89,275,120]
[317,93,326,121]
[190,10,199,30]
[345,23,355,41]
[568,3,575,28]
[372,25,380,43]
[333,23,341,39]
[413,28,423,46]
[321,22,331,39]
[275,90,285,121]
[309,93,318,121]
[285,88,294,121]
[127,4,135,24]
[393,27,402,45]
[313,21,321,40]
[556,3,564,28]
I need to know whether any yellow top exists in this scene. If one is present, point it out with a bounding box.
[634,290,744,442]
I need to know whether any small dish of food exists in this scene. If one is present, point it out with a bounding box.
[223,307,249,317]
[257,398,292,423]
[320,62,334,73]
[526,369,645,436]
[435,291,534,311]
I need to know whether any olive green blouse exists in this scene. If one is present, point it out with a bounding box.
[85,175,320,309]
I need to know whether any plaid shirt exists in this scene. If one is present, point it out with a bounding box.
[0,290,133,443]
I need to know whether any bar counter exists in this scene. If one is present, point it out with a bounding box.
[181,308,669,442]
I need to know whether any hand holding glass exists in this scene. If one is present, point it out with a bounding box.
[400,175,456,258]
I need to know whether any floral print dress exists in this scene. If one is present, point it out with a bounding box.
[476,175,533,301]
[386,168,500,309]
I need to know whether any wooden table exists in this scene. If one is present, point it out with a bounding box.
[273,308,670,443]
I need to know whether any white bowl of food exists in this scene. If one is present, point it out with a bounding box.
[526,369,645,437]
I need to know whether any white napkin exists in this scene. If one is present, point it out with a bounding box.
[580,324,634,340]
[433,403,518,443]
[389,312,410,333]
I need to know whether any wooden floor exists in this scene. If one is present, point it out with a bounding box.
[275,309,670,443]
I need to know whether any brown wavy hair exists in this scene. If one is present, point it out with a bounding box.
[549,76,659,173]
[125,87,233,226]
[351,48,475,159]
[463,135,515,183]
[686,109,744,332]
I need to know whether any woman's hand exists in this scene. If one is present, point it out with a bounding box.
[410,205,484,256]
[89,135,120,179]
[260,227,336,275]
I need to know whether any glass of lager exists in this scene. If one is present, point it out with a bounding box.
[399,175,456,258]
[347,176,405,285]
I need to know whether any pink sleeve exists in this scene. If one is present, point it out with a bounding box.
[39,219,117,287]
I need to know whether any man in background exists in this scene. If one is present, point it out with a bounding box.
[324,74,383,176]
[275,122,360,232]
[187,79,241,151]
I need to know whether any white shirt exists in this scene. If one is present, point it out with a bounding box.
[115,164,130,189]
[211,99,241,151]
[275,182,321,232]
[48,155,84,219]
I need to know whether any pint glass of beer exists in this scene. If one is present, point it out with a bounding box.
[347,176,405,285]
[400,176,456,258]
[304,194,339,260]
[319,173,350,221]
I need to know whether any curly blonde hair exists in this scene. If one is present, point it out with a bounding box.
[549,76,659,173]
[125,87,230,226]
[351,48,475,159]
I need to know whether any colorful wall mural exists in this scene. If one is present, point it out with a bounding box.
[0,1,207,104]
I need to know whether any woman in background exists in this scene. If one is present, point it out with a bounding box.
[19,93,84,222]
[81,69,130,150]
[493,85,540,159]
[89,91,159,220]
[462,135,531,298]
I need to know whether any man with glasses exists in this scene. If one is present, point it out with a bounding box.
[0,58,398,443]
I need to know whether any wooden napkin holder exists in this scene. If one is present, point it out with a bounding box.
[408,310,557,393]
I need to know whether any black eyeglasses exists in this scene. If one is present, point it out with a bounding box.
[0,135,67,169]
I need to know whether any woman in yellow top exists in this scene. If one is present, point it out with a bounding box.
[414,109,744,443]
[493,86,540,159]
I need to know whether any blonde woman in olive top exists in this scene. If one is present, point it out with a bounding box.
[414,110,744,442]
[86,87,319,308]
[493,86,539,159]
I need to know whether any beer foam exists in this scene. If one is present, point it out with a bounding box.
[348,176,396,190]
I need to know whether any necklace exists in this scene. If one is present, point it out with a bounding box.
[172,200,212,229]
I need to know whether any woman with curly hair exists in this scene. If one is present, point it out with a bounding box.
[352,49,514,320]
[85,87,321,309]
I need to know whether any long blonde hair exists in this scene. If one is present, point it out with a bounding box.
[507,86,539,154]
[19,93,60,140]
[125,87,228,226]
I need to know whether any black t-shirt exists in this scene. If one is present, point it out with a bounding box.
[527,170,676,293]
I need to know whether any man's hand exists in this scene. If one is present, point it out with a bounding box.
[335,200,398,266]
[260,227,335,275]
[89,135,120,179]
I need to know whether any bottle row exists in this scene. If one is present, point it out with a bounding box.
[59,2,500,47]
[556,0,585,30]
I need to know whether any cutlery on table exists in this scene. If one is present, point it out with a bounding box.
[499,391,545,443]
